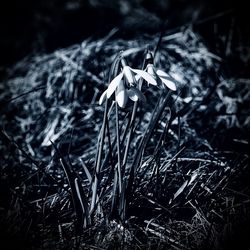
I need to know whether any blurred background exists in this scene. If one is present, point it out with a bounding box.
[0,0,248,70]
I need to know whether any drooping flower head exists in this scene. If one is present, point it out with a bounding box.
[143,51,177,91]
[99,56,157,108]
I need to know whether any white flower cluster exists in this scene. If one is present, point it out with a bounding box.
[99,52,177,108]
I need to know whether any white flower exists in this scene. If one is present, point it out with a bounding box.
[99,58,157,108]
[143,52,177,91]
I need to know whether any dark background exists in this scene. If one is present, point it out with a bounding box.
[0,0,248,69]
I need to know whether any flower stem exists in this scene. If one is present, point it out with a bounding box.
[122,101,138,167]
[115,102,122,194]
[90,97,108,214]
[119,100,138,221]
[90,51,123,215]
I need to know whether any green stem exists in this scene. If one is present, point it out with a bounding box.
[122,101,138,167]
[119,101,138,221]
[115,102,122,194]
[90,51,123,215]
[90,97,108,213]
[125,90,171,204]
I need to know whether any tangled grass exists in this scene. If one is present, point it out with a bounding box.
[0,19,250,250]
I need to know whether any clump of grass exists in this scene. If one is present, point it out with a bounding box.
[0,15,250,250]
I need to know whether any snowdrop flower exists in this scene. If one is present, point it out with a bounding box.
[99,58,157,108]
[143,52,177,91]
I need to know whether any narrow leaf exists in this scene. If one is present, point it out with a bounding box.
[80,159,92,184]
[173,180,188,200]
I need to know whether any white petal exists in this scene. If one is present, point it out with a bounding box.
[156,69,169,78]
[146,64,156,76]
[116,83,128,108]
[130,68,157,86]
[99,90,107,105]
[127,87,146,103]
[106,72,124,98]
[161,77,177,91]
[135,74,140,81]
[123,66,135,85]
[134,75,143,90]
